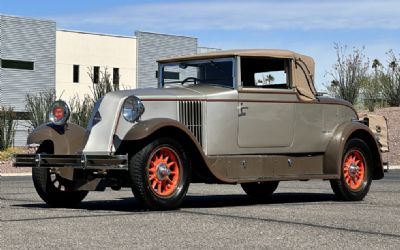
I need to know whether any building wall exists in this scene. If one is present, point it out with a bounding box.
[0,15,56,111]
[56,30,137,101]
[0,15,56,146]
[136,31,197,88]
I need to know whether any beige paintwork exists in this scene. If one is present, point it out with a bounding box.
[22,49,385,188]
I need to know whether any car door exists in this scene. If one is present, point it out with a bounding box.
[238,90,296,148]
[237,57,296,149]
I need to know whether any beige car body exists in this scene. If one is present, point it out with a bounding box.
[19,49,384,189]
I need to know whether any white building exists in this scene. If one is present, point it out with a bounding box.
[56,30,137,100]
[1,15,216,146]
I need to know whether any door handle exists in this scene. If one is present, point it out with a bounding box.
[238,104,248,117]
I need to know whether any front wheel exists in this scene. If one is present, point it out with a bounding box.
[32,168,88,207]
[129,137,191,210]
[330,138,372,201]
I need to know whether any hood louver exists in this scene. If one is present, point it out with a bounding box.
[178,101,203,146]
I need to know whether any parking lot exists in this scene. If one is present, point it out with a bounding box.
[1,171,400,249]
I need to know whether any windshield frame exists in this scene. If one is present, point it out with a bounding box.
[158,57,236,89]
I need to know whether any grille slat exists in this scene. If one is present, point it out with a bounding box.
[179,101,203,146]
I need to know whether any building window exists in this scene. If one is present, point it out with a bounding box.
[93,66,100,84]
[73,65,79,83]
[113,68,119,85]
[1,59,34,70]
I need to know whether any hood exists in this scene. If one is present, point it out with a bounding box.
[106,85,234,101]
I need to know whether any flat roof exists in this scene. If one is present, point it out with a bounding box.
[57,29,136,39]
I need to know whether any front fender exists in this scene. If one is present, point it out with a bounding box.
[116,118,233,184]
[28,123,87,155]
[324,121,383,179]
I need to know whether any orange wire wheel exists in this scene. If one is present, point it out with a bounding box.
[147,146,181,197]
[342,149,366,191]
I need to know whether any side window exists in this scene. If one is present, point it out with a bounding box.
[241,57,291,89]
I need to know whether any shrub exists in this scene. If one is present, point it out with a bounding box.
[0,106,16,150]
[25,89,56,128]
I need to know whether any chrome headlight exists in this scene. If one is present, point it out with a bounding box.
[49,100,70,126]
[122,96,145,123]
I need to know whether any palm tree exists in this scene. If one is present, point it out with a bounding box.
[372,59,382,74]
[264,74,275,85]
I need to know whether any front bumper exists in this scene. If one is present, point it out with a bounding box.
[13,154,128,170]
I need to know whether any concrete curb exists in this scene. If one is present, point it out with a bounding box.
[1,166,399,177]
[1,172,32,177]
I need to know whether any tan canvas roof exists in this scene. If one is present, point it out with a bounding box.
[158,49,300,63]
[158,49,317,100]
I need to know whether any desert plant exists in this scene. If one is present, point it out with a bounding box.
[87,67,119,101]
[0,106,16,150]
[381,50,400,107]
[68,94,94,128]
[361,59,384,111]
[327,44,369,104]
[25,89,56,128]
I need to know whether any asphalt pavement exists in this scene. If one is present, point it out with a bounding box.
[1,171,400,249]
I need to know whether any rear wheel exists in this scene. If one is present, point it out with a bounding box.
[241,181,279,198]
[129,137,190,210]
[32,168,88,207]
[330,138,372,201]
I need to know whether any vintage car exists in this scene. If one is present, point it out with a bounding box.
[15,49,386,210]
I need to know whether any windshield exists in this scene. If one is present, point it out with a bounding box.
[159,57,234,88]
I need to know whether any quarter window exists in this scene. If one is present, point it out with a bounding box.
[241,57,290,89]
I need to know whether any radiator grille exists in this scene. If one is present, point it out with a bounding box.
[178,101,203,146]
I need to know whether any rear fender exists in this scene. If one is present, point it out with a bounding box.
[324,121,384,180]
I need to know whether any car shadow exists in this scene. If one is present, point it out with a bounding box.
[13,192,337,212]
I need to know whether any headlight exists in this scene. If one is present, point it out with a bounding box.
[122,96,145,123]
[48,100,70,126]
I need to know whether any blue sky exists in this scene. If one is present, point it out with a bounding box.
[1,0,400,90]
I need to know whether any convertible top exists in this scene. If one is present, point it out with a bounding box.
[158,49,317,100]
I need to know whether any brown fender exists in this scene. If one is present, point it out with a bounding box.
[324,121,384,180]
[27,123,87,155]
[120,118,233,183]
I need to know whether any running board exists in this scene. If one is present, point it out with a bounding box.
[13,154,128,170]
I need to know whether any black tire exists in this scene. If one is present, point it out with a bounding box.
[241,181,279,198]
[129,137,191,210]
[32,168,88,207]
[330,138,372,201]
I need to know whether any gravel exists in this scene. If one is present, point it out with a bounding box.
[1,107,399,174]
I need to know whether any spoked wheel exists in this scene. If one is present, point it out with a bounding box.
[330,138,372,201]
[32,168,88,207]
[241,181,279,199]
[147,147,181,197]
[129,137,190,210]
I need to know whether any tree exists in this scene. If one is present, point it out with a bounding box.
[381,50,400,106]
[264,74,275,85]
[361,58,384,111]
[327,44,369,104]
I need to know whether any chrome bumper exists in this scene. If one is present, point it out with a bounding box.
[13,154,128,170]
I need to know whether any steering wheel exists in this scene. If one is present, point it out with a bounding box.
[181,77,200,85]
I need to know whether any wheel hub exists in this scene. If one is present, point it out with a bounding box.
[156,163,171,181]
[348,163,359,178]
